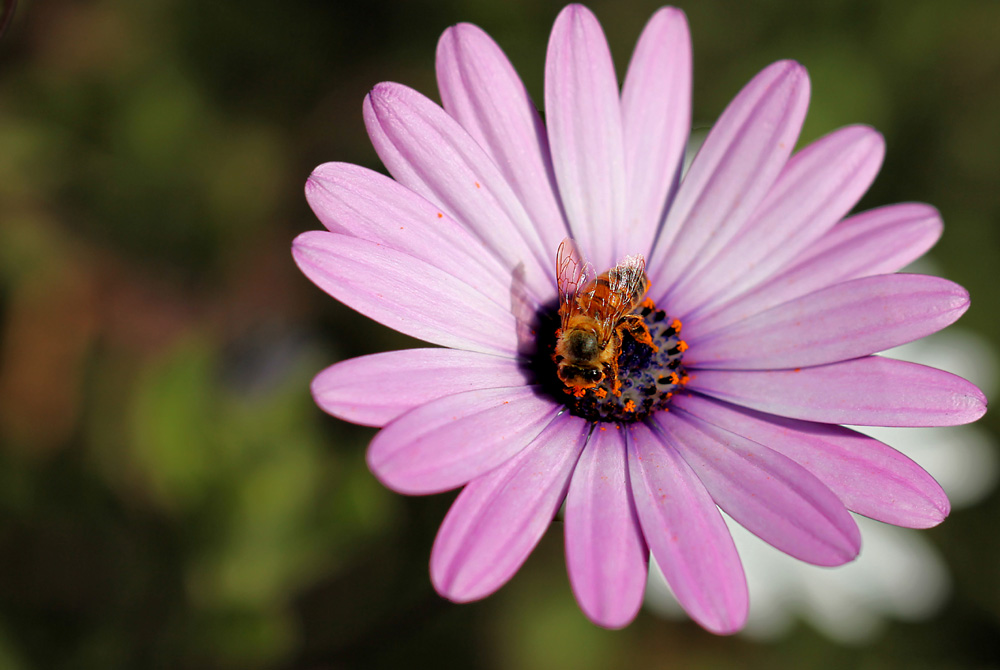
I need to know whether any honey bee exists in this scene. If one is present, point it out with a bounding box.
[553,238,657,396]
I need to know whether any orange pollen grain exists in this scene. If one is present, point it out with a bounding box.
[624,400,636,413]
[671,319,683,332]
[572,387,587,398]
[677,340,689,353]
[436,212,443,218]
[594,387,608,399]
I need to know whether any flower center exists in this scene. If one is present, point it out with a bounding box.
[552,300,688,423]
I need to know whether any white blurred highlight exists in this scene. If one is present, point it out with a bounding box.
[646,513,950,642]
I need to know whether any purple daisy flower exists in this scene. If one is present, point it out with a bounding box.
[292,5,986,633]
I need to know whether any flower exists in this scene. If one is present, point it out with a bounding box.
[292,4,986,633]
[646,329,998,641]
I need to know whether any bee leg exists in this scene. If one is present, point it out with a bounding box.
[620,315,658,352]
[609,332,623,396]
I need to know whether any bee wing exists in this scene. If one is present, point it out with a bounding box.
[596,253,649,341]
[555,238,593,328]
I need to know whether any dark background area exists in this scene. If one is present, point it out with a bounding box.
[1,0,999,667]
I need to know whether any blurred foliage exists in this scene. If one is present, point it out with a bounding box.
[0,0,999,668]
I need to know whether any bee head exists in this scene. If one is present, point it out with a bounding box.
[556,364,604,387]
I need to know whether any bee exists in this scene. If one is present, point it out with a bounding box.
[553,238,657,396]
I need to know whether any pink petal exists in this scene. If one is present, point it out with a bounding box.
[627,421,748,634]
[367,386,559,495]
[306,162,522,310]
[799,203,943,275]
[565,424,647,629]
[545,4,626,270]
[292,231,520,356]
[655,409,861,566]
[436,23,569,255]
[690,356,988,427]
[673,394,950,528]
[691,274,969,370]
[689,203,943,336]
[431,413,588,602]
[311,348,529,427]
[364,82,553,302]
[673,125,885,319]
[621,7,692,255]
[649,60,810,303]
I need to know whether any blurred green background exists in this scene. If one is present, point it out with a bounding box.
[1,0,999,667]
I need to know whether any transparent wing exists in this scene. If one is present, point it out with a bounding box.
[555,238,591,329]
[596,253,649,341]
